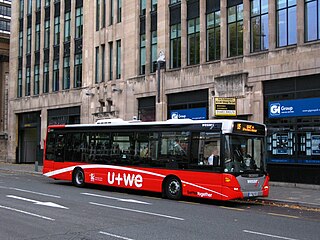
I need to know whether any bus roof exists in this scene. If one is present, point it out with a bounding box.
[48,118,266,135]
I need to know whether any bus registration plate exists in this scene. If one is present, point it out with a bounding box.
[248,192,259,197]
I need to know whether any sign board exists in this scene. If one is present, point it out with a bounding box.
[268,98,320,118]
[214,97,237,117]
[170,108,207,120]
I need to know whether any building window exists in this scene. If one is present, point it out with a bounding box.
[187,0,200,66]
[102,0,106,27]
[43,62,49,93]
[276,0,297,47]
[170,23,181,69]
[116,40,121,79]
[34,65,40,95]
[151,31,157,73]
[35,24,40,51]
[75,6,83,38]
[74,53,82,88]
[95,47,99,83]
[63,57,70,89]
[64,11,71,42]
[228,2,244,57]
[27,27,32,54]
[140,0,146,15]
[109,0,114,25]
[54,16,60,45]
[27,0,32,15]
[44,20,50,49]
[26,67,31,96]
[96,0,100,31]
[109,42,113,80]
[305,0,320,42]
[102,44,105,82]
[18,69,22,98]
[140,34,146,75]
[20,0,24,18]
[53,60,59,92]
[36,0,41,11]
[117,0,122,23]
[19,31,23,57]
[207,8,220,61]
[45,0,50,7]
[152,0,157,12]
[170,0,181,3]
[251,0,268,52]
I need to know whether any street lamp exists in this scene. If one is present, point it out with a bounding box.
[157,50,166,103]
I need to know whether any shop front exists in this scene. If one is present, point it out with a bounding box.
[264,75,320,184]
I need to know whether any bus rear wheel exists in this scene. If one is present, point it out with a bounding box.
[165,177,182,200]
[73,168,85,187]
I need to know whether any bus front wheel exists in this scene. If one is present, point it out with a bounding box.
[165,177,182,200]
[72,168,85,187]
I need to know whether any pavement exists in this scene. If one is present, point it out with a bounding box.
[0,162,319,209]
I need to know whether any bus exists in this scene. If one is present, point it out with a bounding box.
[43,118,269,201]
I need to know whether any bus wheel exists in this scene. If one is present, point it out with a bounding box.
[72,168,85,187]
[165,177,182,200]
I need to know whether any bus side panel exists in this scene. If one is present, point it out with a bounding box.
[178,171,223,200]
[43,160,54,175]
[221,174,243,200]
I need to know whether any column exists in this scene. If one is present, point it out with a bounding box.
[220,0,227,60]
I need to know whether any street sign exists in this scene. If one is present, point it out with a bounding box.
[214,97,237,117]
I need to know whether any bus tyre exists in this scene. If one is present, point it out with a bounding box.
[165,177,182,200]
[73,168,85,187]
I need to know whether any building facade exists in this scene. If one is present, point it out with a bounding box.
[0,0,10,161]
[8,0,320,184]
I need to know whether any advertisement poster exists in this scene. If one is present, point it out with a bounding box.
[276,135,288,154]
[311,135,320,155]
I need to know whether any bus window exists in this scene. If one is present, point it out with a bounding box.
[45,132,56,161]
[135,132,159,164]
[159,132,189,164]
[111,133,134,163]
[190,132,221,169]
[55,134,65,162]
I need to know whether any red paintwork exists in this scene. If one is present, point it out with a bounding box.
[43,159,269,201]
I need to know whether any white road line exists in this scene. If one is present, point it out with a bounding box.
[81,192,151,205]
[90,202,184,221]
[243,230,299,240]
[0,204,55,221]
[99,231,135,240]
[9,187,61,198]
[7,195,69,209]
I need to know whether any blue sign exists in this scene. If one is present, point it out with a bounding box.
[170,108,207,120]
[267,158,320,165]
[268,98,320,118]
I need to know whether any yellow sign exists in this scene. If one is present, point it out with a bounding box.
[214,97,237,117]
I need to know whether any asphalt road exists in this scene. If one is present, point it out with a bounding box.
[0,170,319,240]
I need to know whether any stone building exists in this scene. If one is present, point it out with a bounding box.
[0,0,10,162]
[8,0,320,184]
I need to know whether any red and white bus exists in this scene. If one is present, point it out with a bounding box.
[43,119,269,201]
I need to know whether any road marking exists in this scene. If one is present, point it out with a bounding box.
[268,213,299,219]
[220,206,245,211]
[81,192,151,205]
[99,231,135,240]
[90,202,184,221]
[178,200,199,205]
[6,195,69,209]
[9,187,61,198]
[0,204,55,221]
[243,230,299,240]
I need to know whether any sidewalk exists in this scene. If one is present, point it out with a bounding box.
[0,162,319,209]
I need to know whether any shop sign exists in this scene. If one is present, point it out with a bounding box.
[214,97,237,117]
[170,108,207,120]
[269,98,320,118]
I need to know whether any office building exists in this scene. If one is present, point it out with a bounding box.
[8,0,320,184]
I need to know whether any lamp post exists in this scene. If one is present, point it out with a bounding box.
[157,50,165,103]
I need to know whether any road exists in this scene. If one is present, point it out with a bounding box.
[0,170,319,240]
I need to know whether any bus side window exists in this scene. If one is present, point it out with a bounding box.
[45,132,56,161]
[55,134,65,162]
